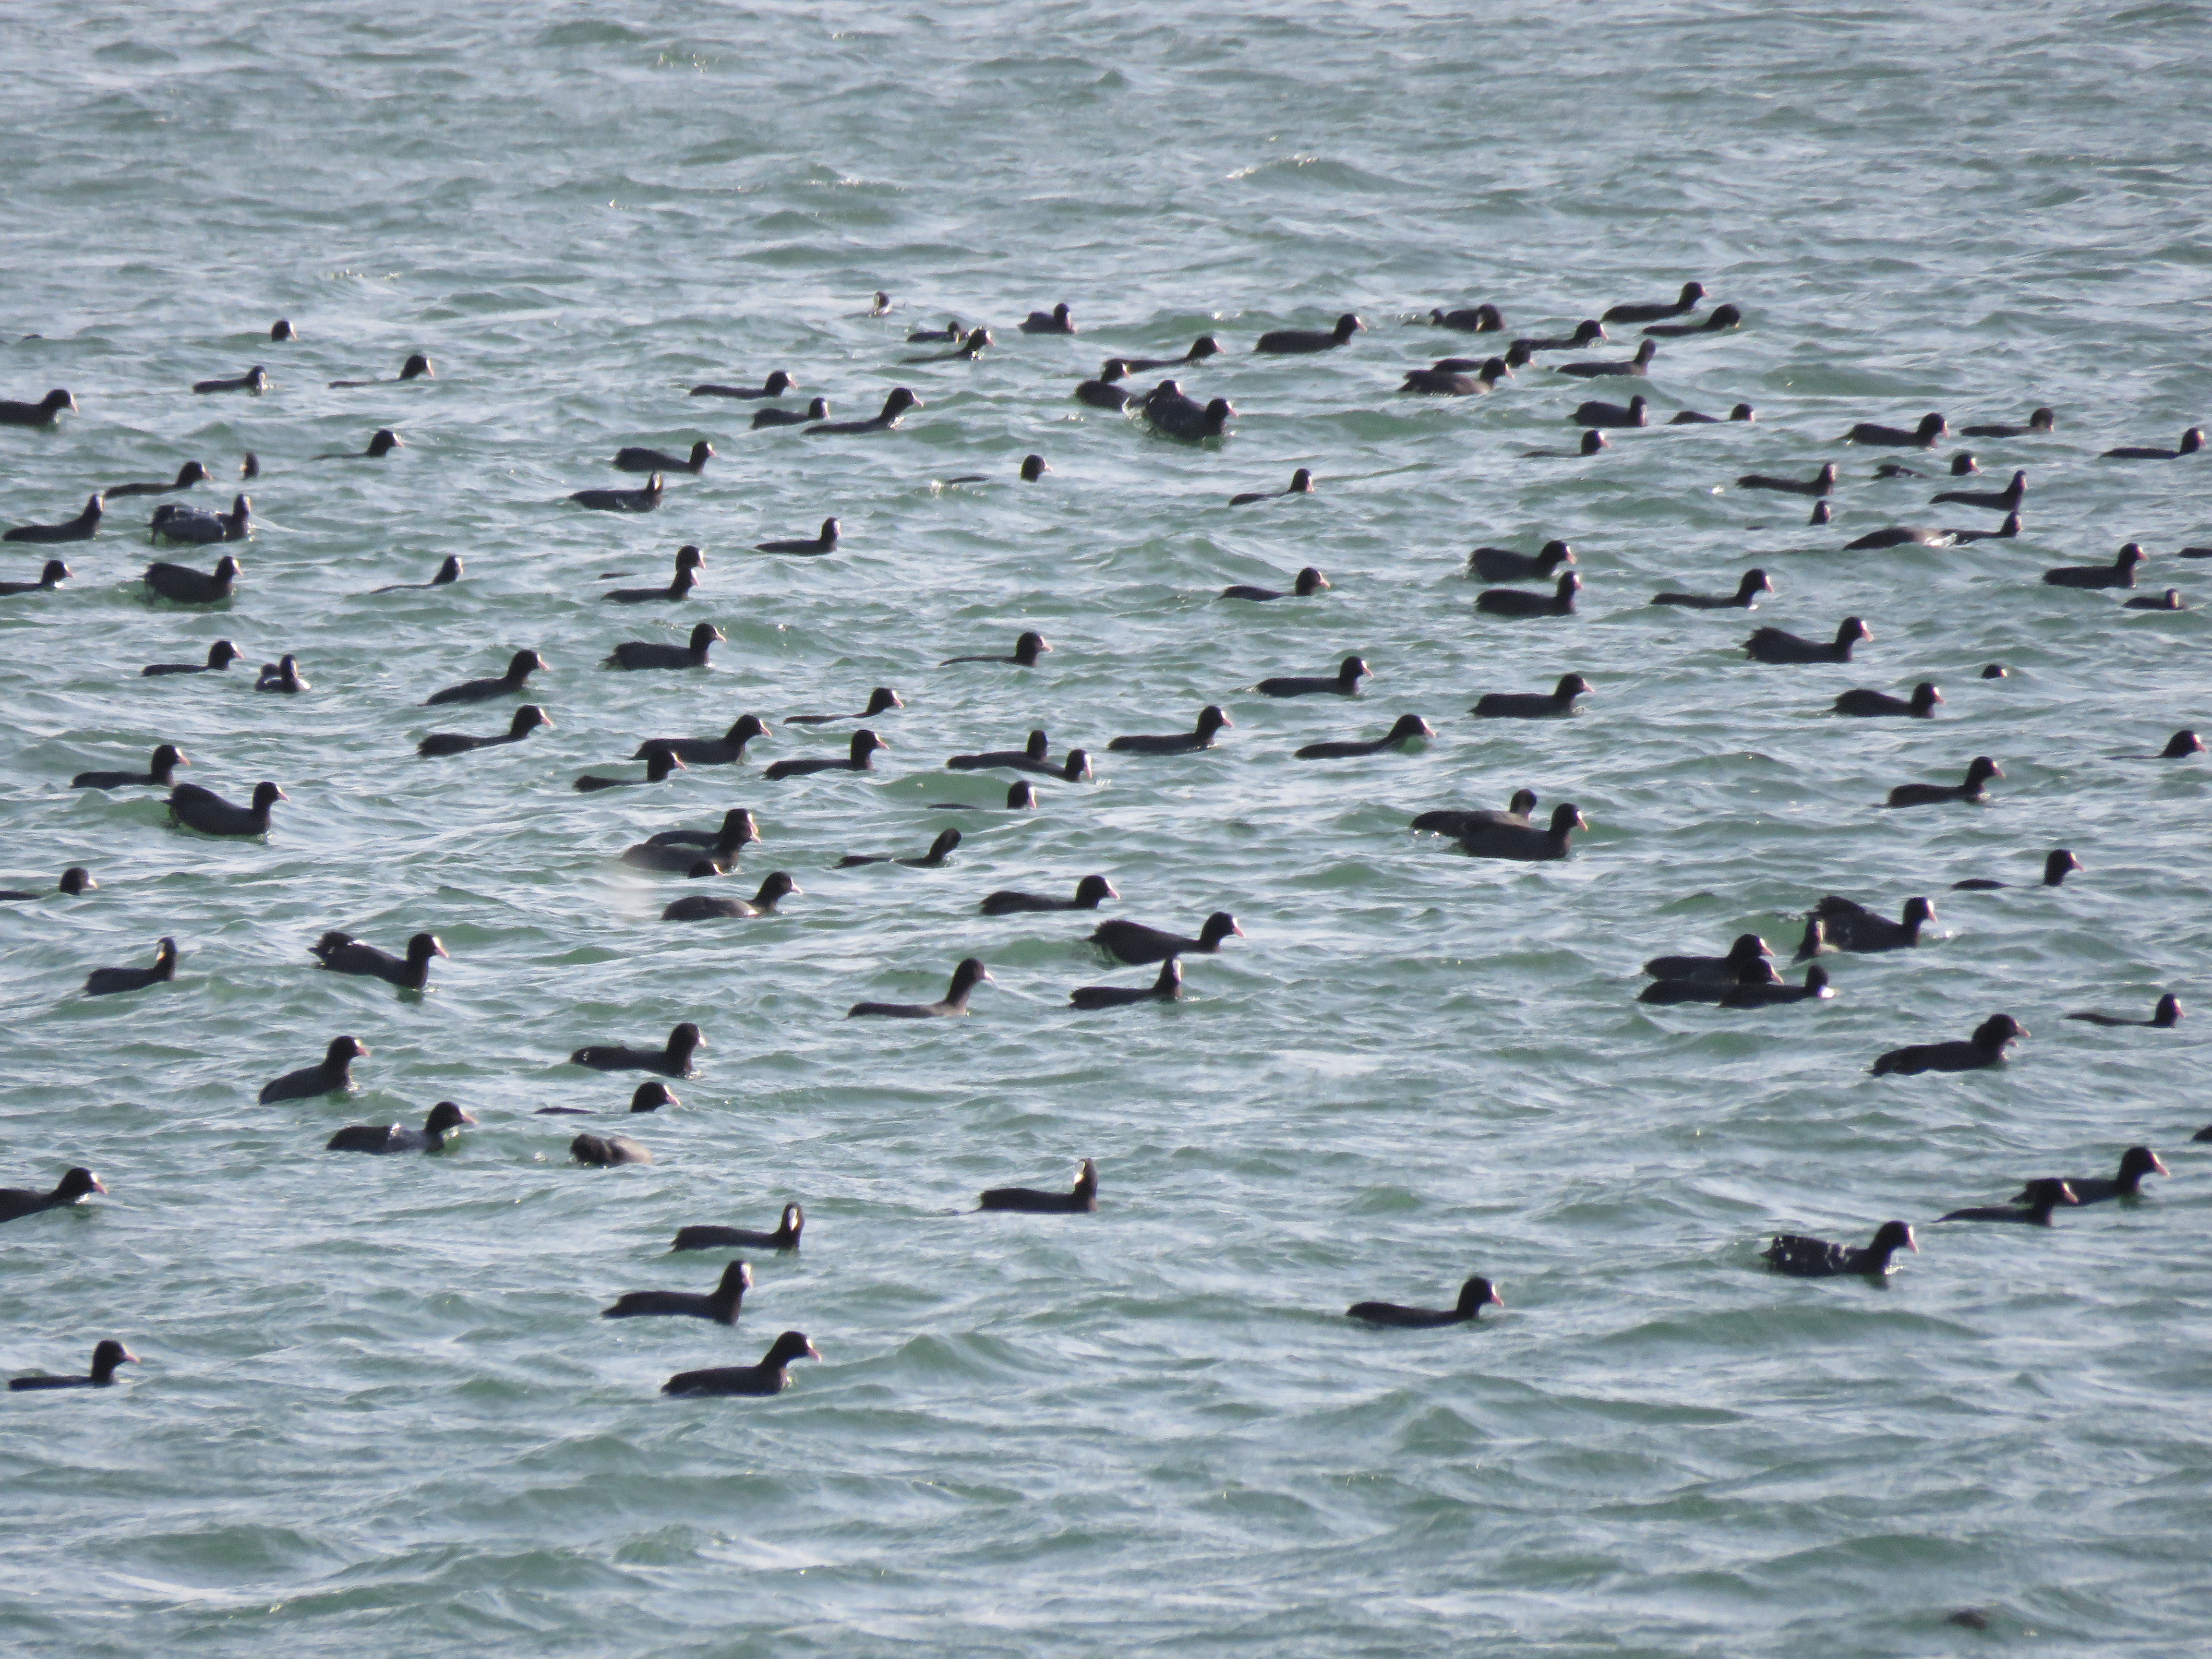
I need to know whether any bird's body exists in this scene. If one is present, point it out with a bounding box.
[662,1331,818,1397]
[168,780,285,836]
[571,1022,703,1077]
[979,1158,1098,1212]
[418,705,552,757]
[84,937,178,998]
[1761,1221,1915,1278]
[1070,958,1183,1010]
[1871,1014,2026,1076]
[1347,1275,1502,1328]
[1091,913,1242,966]
[1884,757,2001,808]
[1744,617,1870,664]
[1457,803,1585,863]
[603,1262,751,1324]
[259,1035,369,1103]
[848,958,992,1019]
[1108,706,1231,755]
[326,1102,474,1154]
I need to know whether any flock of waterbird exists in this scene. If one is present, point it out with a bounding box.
[2,280,2205,1395]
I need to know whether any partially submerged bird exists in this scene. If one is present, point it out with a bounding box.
[1761,1221,1915,1278]
[1091,913,1242,965]
[8,1341,138,1392]
[1347,1276,1501,1327]
[1884,757,2001,807]
[1870,1013,2027,1076]
[1107,706,1231,755]
[979,874,1118,916]
[0,1166,105,1224]
[310,930,448,991]
[258,1034,370,1103]
[1744,617,1870,664]
[602,1261,751,1324]
[83,937,179,998]
[1472,674,1589,718]
[417,704,552,757]
[847,958,992,1018]
[1069,958,1183,1010]
[2009,1147,2166,1207]
[671,1204,805,1253]
[1295,714,1433,758]
[1834,682,1941,718]
[661,1330,818,1397]
[571,1022,703,1077]
[1653,569,1771,610]
[2066,993,2182,1030]
[978,1158,1098,1212]
[1456,803,1585,862]
[326,1102,475,1154]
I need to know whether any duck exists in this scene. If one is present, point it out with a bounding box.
[142,640,242,676]
[1091,913,1241,965]
[3,495,101,544]
[1020,302,1076,335]
[661,871,799,921]
[370,555,464,593]
[625,813,757,872]
[168,780,284,836]
[1457,803,1585,863]
[71,744,188,791]
[1075,361,1134,409]
[942,630,1051,668]
[574,747,686,793]
[2043,543,2145,589]
[1884,757,2001,807]
[602,546,705,605]
[754,397,830,428]
[1603,281,1705,323]
[1653,570,1772,610]
[1871,1013,2026,1076]
[2066,993,2182,1030]
[604,622,724,671]
[2009,1147,2166,1207]
[0,868,95,902]
[1642,302,1743,337]
[1643,933,1773,984]
[102,461,214,499]
[837,828,962,868]
[787,687,902,726]
[1954,849,2079,891]
[756,517,839,556]
[1107,706,1231,755]
[1296,714,1434,758]
[1467,541,1574,582]
[980,874,1118,916]
[569,474,662,512]
[1477,572,1579,617]
[847,957,992,1018]
[1931,469,2026,511]
[571,1022,703,1076]
[1719,964,1836,1007]
[1555,340,1655,378]
[1844,413,1946,447]
[689,369,796,400]
[424,649,548,706]
[602,1261,750,1324]
[2101,427,2203,460]
[1257,655,1370,698]
[635,714,769,768]
[1737,463,1836,496]
[1410,790,1539,838]
[1637,960,1780,1004]
[1347,1276,1501,1328]
[143,555,242,604]
[1573,394,1647,427]
[8,1341,138,1392]
[1938,1178,2075,1224]
[417,705,553,757]
[1760,1221,1914,1277]
[1808,895,1936,951]
[1471,673,1589,718]
[1254,313,1362,354]
[326,1102,475,1154]
[1228,469,1316,508]
[1430,303,1504,332]
[978,1158,1097,1212]
[191,365,271,396]
[614,440,713,475]
[1834,682,1941,718]
[1221,565,1327,602]
[0,558,73,596]
[0,1166,106,1224]
[672,1204,805,1252]
[763,729,887,780]
[572,1134,653,1166]
[258,1035,369,1103]
[0,388,78,427]
[1744,618,1870,664]
[254,655,309,694]
[309,930,447,990]
[661,1331,818,1396]
[805,387,921,434]
[1138,381,1233,441]
[82,937,178,998]
[1070,958,1183,1010]
[1959,408,2055,438]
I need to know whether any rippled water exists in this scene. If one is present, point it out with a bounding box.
[4,2,2210,1653]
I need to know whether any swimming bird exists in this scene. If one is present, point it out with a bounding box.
[2010,1148,2165,1207]
[142,641,241,676]
[1603,281,1705,324]
[1556,340,1655,378]
[572,1022,703,1076]
[1347,1276,1501,1328]
[575,746,685,793]
[1091,913,1241,965]
[1760,1220,1914,1277]
[1513,320,1605,355]
[603,1261,750,1324]
[1738,464,1836,496]
[1255,313,1362,353]
[756,517,839,555]
[2066,994,2181,1029]
[8,1341,137,1391]
[326,1102,475,1154]
[1846,515,2022,549]
[788,687,902,726]
[1644,934,1774,984]
[1885,757,2000,807]
[72,744,188,791]
[636,715,769,768]
[1477,572,1579,617]
[4,495,101,544]
[672,1205,804,1253]
[1875,453,1981,479]
[83,937,178,998]
[838,828,962,868]
[1409,791,1539,838]
[1123,336,1224,370]
[904,325,992,363]
[981,875,1118,916]
[1258,655,1370,698]
[1573,394,1647,427]
[103,461,213,499]
[537,1082,677,1118]
[572,1134,652,1166]
[149,495,251,544]
[1021,302,1076,335]
[1654,570,1772,610]
[1638,962,1782,1005]
[143,556,241,604]
[2160,729,2206,757]
[691,370,796,400]
[943,631,1050,668]
[328,354,433,388]
[1871,1013,2026,1076]
[1835,681,1941,717]
[1809,895,1937,951]
[949,731,1050,771]
[417,704,552,757]
[168,780,284,836]
[624,812,757,873]
[254,655,308,695]
[0,868,94,902]
[1402,357,1509,395]
[570,474,662,512]
[1669,402,1756,423]
[755,397,830,428]
[310,930,447,990]
[1518,431,1609,458]
[1431,303,1504,332]
[763,728,886,780]
[805,387,920,434]
[1468,542,1575,583]
[0,1167,106,1224]
[661,1330,818,1396]
[605,622,724,671]
[1719,964,1836,1007]
[1471,673,1589,718]
[979,1158,1097,1212]
[1744,617,1870,664]
[1845,413,1946,447]
[2101,427,2203,460]
[192,366,270,395]
[848,957,992,1018]
[259,1035,369,1103]
[1932,469,2025,511]
[1939,1178,2075,1224]
[1642,302,1742,337]
[0,389,77,427]
[1138,381,1233,441]
[1953,849,2079,891]
[1458,803,1585,862]
[1069,958,1183,1010]
[603,546,703,604]
[1107,706,1231,754]
[0,557,71,595]
[639,809,763,855]
[1229,469,1315,507]
[1075,361,1134,409]
[2044,543,2145,589]
[313,429,403,460]
[1296,714,1433,758]
[1222,565,1327,601]
[661,872,799,921]
[615,440,712,476]
[1959,408,2055,438]
[371,555,464,593]
[2125,588,2187,610]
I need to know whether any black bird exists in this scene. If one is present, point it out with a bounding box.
[949,731,1050,771]
[1738,463,1837,496]
[837,828,962,869]
[805,387,921,434]
[755,517,839,556]
[1518,430,1609,458]
[8,1341,138,1392]
[661,1330,819,1397]
[2125,588,2187,611]
[606,622,724,672]
[1932,469,2025,511]
[1809,895,1936,952]
[313,428,404,460]
[1477,572,1579,617]
[1642,302,1743,337]
[103,461,215,499]
[764,729,887,781]
[1845,413,1947,447]
[1719,964,1836,1007]
[143,640,242,676]
[2160,729,2206,757]
[1228,469,1316,507]
[427,649,549,707]
[848,957,993,1019]
[1885,757,2000,807]
[943,630,1050,668]
[1258,655,1370,698]
[418,704,553,757]
[1468,541,1574,582]
[1255,313,1362,354]
[629,809,759,869]
[537,1081,677,1117]
[672,1204,805,1253]
[575,746,685,793]
[603,1261,751,1324]
[254,655,308,695]
[1512,320,1605,354]
[1844,515,2020,550]
[1021,302,1076,335]
[1644,933,1773,984]
[2066,993,2182,1029]
[371,555,464,592]
[83,937,178,998]
[72,744,188,791]
[168,781,285,836]
[1639,961,1781,1005]
[1092,913,1243,965]
[1296,714,1433,758]
[603,545,705,605]
[1835,682,1941,718]
[637,715,769,768]
[787,687,903,727]
[310,930,447,990]
[1118,336,1223,373]
[326,1102,475,1154]
[1138,380,1234,441]
[1939,1178,2075,1224]
[570,474,663,512]
[1070,959,1183,1010]
[2011,1148,2166,1207]
[144,556,241,604]
[1472,673,1590,719]
[1573,394,1647,427]
[1654,570,1772,610]
[903,325,992,364]
[328,354,433,388]
[192,365,271,395]
[259,1035,370,1103]
[0,388,78,427]
[690,369,796,400]
[1760,1221,1915,1278]
[149,494,252,545]
[2102,427,2203,460]
[1410,790,1539,838]
[2044,543,2145,589]
[980,874,1118,916]
[1458,803,1585,863]
[1669,402,1756,423]
[1955,849,2079,891]
[1108,706,1230,755]
[1959,408,2055,438]
[0,557,72,596]
[1555,340,1655,378]
[755,396,830,428]
[572,1022,703,1076]
[1875,453,1980,479]
[1745,617,1870,664]
[1075,361,1134,409]
[661,871,800,921]
[1603,281,1705,323]
[1222,565,1327,601]
[1430,303,1504,332]
[1347,1276,1502,1328]
[0,867,95,902]
[4,495,102,544]
[979,1158,1097,1212]
[0,1166,106,1224]
[614,441,712,475]
[572,1134,653,1166]
[1871,1014,2026,1076]
[1402,358,1509,395]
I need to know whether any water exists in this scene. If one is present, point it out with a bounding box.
[3,1,2210,1653]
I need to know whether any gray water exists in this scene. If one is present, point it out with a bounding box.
[3,2,2210,1653]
